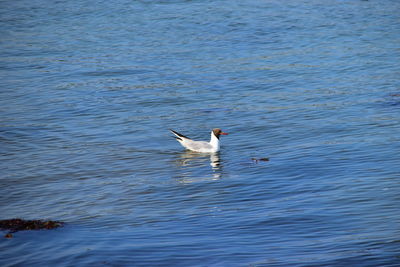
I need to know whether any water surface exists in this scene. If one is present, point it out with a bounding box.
[1,0,400,266]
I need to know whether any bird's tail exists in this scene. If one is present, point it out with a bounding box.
[169,129,190,141]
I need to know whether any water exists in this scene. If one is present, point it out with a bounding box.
[1,0,400,265]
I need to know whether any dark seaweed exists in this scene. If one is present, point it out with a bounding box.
[0,218,64,238]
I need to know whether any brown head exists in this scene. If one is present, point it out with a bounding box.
[212,128,229,139]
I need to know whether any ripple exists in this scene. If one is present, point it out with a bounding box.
[1,0,399,265]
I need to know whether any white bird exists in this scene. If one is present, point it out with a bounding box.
[170,128,229,153]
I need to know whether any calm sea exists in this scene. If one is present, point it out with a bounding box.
[1,0,399,266]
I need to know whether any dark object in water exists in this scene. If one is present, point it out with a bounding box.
[251,157,269,163]
[0,218,64,238]
[5,233,13,238]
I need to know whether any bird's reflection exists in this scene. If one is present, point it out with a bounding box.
[209,153,221,169]
[173,150,223,182]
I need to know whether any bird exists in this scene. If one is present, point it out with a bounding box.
[170,128,229,153]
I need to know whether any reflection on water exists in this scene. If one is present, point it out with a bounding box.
[173,151,223,182]
[209,153,221,170]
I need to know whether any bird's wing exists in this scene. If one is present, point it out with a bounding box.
[182,140,213,152]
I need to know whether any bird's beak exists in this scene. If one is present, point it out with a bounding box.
[220,132,229,135]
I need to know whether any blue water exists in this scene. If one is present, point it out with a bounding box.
[1,0,400,266]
